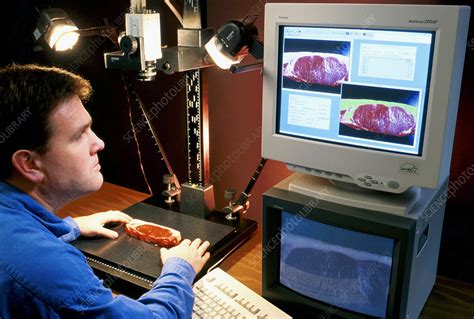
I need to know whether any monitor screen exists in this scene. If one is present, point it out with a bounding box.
[279,211,395,318]
[276,26,435,156]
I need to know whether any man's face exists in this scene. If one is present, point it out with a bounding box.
[37,95,105,201]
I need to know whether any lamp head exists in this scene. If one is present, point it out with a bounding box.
[205,20,262,69]
[34,8,79,51]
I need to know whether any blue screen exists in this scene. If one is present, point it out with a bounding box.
[280,211,395,318]
[277,26,435,156]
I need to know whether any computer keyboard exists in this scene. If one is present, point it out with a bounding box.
[192,267,291,319]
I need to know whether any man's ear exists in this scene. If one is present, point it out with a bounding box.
[11,150,45,184]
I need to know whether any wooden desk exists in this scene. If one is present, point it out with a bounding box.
[58,183,474,319]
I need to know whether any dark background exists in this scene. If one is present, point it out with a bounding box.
[2,0,473,284]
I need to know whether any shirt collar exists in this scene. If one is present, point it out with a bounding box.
[0,181,72,238]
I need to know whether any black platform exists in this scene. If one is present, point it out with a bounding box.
[73,201,257,291]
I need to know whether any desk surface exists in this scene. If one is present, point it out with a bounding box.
[58,182,474,319]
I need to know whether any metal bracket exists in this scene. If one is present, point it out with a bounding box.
[180,183,215,218]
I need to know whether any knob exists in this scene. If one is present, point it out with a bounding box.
[120,35,138,54]
[225,189,236,201]
[163,174,173,185]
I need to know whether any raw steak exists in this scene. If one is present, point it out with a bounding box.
[283,52,349,86]
[125,219,181,247]
[340,104,415,137]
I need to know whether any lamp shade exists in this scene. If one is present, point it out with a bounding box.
[33,8,79,51]
[205,20,262,70]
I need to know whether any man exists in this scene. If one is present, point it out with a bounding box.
[0,64,210,318]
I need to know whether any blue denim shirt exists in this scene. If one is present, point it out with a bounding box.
[0,181,195,318]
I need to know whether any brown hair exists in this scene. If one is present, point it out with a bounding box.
[0,64,92,179]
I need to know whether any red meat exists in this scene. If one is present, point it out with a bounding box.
[125,219,181,247]
[283,53,348,86]
[340,104,415,137]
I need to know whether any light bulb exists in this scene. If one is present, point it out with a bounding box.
[49,25,79,51]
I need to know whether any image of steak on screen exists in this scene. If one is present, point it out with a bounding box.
[338,83,420,146]
[282,38,350,94]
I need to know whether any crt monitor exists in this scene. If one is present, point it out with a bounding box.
[262,3,470,193]
[262,176,448,319]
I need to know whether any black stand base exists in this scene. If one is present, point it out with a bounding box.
[74,195,257,296]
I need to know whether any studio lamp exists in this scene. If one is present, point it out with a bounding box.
[33,8,80,51]
[205,18,263,70]
[33,8,119,52]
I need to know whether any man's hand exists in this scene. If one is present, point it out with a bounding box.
[73,210,133,239]
[160,238,211,274]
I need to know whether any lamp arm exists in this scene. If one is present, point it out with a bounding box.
[229,35,264,73]
[77,26,119,48]
[230,61,263,74]
[248,36,264,60]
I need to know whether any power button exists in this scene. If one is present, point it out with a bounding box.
[387,181,400,189]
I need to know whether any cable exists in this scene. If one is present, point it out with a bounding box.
[122,72,153,195]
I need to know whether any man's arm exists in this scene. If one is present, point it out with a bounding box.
[60,216,81,242]
[56,238,210,318]
[57,213,210,317]
[60,210,132,243]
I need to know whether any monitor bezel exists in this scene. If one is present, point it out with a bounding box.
[262,187,416,318]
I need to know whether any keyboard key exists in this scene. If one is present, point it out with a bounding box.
[228,290,238,298]
[205,276,215,283]
[250,306,260,314]
[192,268,290,319]
[218,308,227,315]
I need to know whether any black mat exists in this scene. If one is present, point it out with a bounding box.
[73,202,235,279]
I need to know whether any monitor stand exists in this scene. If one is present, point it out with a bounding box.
[287,173,420,215]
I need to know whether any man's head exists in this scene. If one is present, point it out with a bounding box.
[0,64,105,209]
